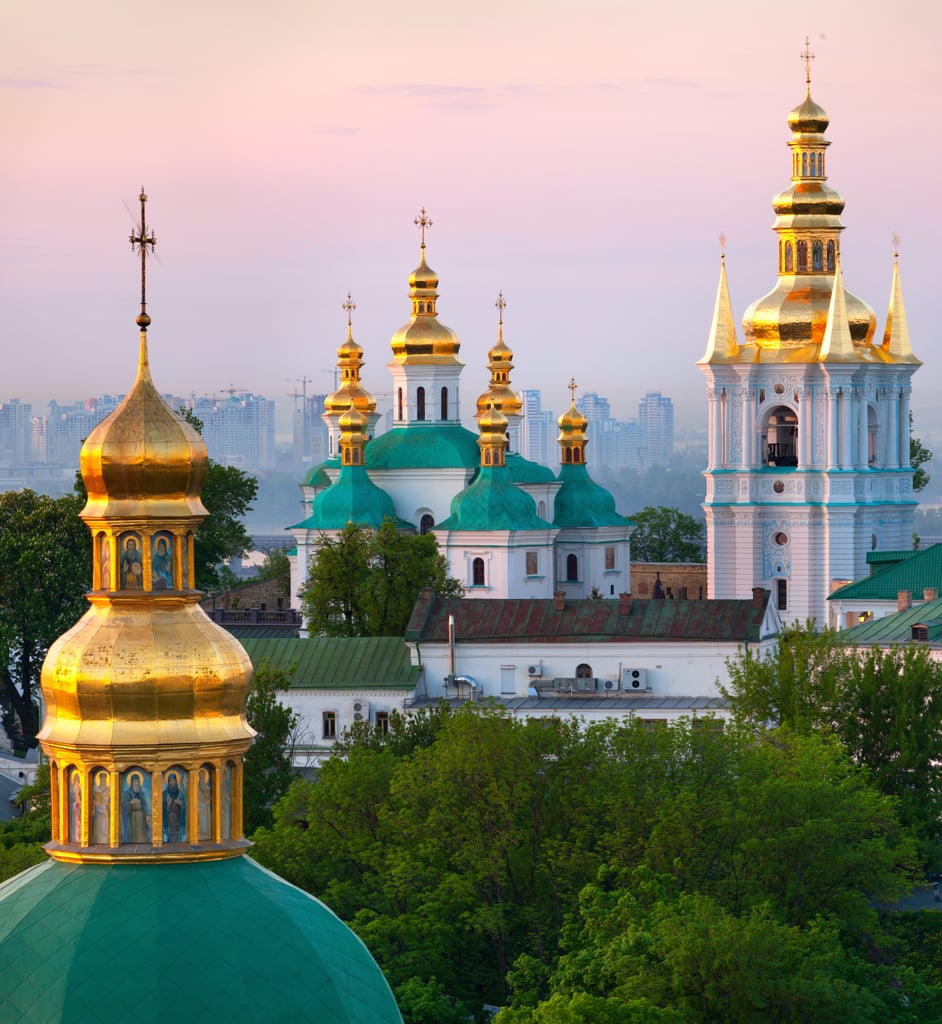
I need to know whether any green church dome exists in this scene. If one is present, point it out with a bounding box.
[366,424,480,470]
[553,463,628,528]
[437,467,553,532]
[302,459,336,488]
[289,466,410,531]
[504,452,556,485]
[0,856,402,1023]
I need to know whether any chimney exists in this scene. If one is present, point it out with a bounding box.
[618,592,631,614]
[925,588,939,603]
[752,587,766,608]
[553,591,565,611]
[898,591,912,612]
[677,586,688,600]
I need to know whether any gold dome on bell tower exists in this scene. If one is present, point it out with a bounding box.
[324,293,378,419]
[741,39,877,360]
[476,290,523,419]
[38,190,255,865]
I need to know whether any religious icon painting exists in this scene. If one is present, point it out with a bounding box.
[68,767,83,844]
[221,763,233,840]
[120,768,152,844]
[198,765,214,841]
[119,531,143,590]
[181,534,191,589]
[151,531,174,590]
[162,766,187,843]
[91,768,111,845]
[99,532,111,590]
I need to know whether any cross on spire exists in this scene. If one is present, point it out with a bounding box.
[568,377,578,403]
[495,290,506,326]
[414,207,432,247]
[129,187,156,328]
[719,232,727,260]
[801,36,815,87]
[343,291,356,327]
[892,232,901,258]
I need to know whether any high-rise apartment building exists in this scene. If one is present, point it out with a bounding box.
[519,389,556,468]
[191,393,276,470]
[638,392,674,468]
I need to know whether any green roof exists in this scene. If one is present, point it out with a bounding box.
[436,466,553,532]
[301,458,338,488]
[505,452,556,484]
[553,463,628,528]
[366,423,480,470]
[839,597,942,645]
[289,467,409,531]
[829,543,942,603]
[0,856,402,1023]
[241,636,420,690]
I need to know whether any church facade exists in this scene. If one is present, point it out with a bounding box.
[699,63,920,626]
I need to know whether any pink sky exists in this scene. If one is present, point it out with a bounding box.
[1,0,939,434]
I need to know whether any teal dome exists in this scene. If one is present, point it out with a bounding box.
[289,466,410,531]
[0,856,402,1023]
[553,463,627,528]
[437,467,553,531]
[367,424,480,470]
[302,460,334,488]
[505,452,556,484]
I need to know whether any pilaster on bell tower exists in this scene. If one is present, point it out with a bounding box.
[698,50,921,628]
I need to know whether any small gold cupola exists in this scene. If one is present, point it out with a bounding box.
[389,208,462,365]
[478,401,509,468]
[557,378,589,465]
[338,405,369,466]
[324,293,378,419]
[38,190,255,865]
[477,291,523,418]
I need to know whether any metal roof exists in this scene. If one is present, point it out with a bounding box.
[829,543,942,603]
[407,695,729,712]
[406,592,773,644]
[839,597,942,646]
[241,636,419,690]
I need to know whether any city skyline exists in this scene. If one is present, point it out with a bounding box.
[1,3,937,431]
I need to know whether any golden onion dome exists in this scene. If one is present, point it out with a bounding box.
[476,303,523,417]
[787,91,829,134]
[390,245,462,365]
[477,401,508,467]
[339,404,368,441]
[324,298,378,418]
[81,335,208,520]
[558,399,588,438]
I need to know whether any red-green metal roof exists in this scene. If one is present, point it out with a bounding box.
[406,593,773,644]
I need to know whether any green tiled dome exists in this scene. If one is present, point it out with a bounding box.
[289,467,409,531]
[504,452,556,485]
[437,467,552,532]
[0,856,402,1024]
[366,424,480,470]
[302,459,337,488]
[553,463,627,528]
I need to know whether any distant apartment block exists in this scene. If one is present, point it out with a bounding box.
[519,389,557,468]
[189,393,276,471]
[638,391,674,468]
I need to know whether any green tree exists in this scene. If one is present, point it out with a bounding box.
[910,412,932,492]
[299,519,462,637]
[0,490,91,748]
[256,546,291,599]
[0,762,51,883]
[628,507,704,563]
[243,660,298,834]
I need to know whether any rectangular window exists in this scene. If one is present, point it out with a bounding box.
[605,546,615,570]
[776,578,788,611]
[322,711,336,739]
[374,711,390,735]
[526,551,538,576]
[501,666,516,695]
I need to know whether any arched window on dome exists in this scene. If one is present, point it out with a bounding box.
[818,153,824,176]
[221,763,234,840]
[562,448,572,464]
[198,765,214,841]
[472,557,486,587]
[484,449,492,466]
[797,241,808,272]
[573,448,582,464]
[762,405,799,468]
[441,387,448,420]
[812,241,823,271]
[784,242,793,272]
[802,152,807,176]
[420,513,434,535]
[566,553,579,581]
[868,405,880,466]
[416,387,426,422]
[397,388,403,422]
[827,241,835,272]
[538,500,546,518]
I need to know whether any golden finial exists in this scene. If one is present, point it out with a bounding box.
[568,377,578,403]
[129,187,157,329]
[801,36,815,89]
[343,291,356,327]
[719,233,727,261]
[892,232,900,259]
[414,207,433,247]
[495,290,506,327]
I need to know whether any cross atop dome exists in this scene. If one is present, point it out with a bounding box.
[414,207,432,247]
[801,36,815,88]
[129,187,156,329]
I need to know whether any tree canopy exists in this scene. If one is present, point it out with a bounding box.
[252,707,933,1022]
[628,506,704,563]
[0,490,91,748]
[910,413,932,492]
[299,519,463,637]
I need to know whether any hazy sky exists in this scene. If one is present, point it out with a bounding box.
[2,0,938,435]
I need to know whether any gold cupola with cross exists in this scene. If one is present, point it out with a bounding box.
[557,378,588,465]
[476,291,523,420]
[38,190,255,864]
[323,293,380,456]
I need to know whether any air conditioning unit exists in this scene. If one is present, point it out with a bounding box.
[574,677,598,692]
[527,664,543,677]
[623,668,648,689]
[353,701,370,722]
[602,678,621,692]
